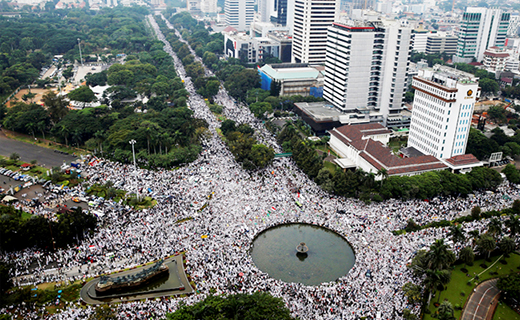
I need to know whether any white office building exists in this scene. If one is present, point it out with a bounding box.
[225,0,254,31]
[323,20,413,126]
[455,7,510,63]
[292,0,340,64]
[408,65,480,159]
[258,0,272,22]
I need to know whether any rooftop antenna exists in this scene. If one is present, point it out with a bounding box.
[77,38,84,66]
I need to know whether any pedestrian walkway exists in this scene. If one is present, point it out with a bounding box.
[461,278,500,320]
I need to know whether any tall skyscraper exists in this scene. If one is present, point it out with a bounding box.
[270,0,288,26]
[225,0,255,31]
[258,0,272,23]
[323,20,412,126]
[292,0,340,64]
[407,66,480,159]
[455,7,510,63]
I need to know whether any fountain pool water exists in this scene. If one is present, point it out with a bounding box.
[250,223,355,286]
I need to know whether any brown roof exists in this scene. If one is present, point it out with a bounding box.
[331,124,447,175]
[223,26,238,33]
[445,154,480,166]
[484,50,509,58]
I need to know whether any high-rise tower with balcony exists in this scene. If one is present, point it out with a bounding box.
[323,20,412,126]
[292,0,340,64]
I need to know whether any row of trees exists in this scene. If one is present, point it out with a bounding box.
[157,16,262,102]
[0,206,97,252]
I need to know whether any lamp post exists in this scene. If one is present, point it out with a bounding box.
[77,38,83,66]
[129,139,137,168]
[129,139,140,201]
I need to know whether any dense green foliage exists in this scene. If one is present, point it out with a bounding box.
[220,119,274,170]
[0,9,209,169]
[166,292,295,320]
[0,7,151,101]
[0,205,97,251]
[497,273,520,300]
[467,127,520,160]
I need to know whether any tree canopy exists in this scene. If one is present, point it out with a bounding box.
[166,292,295,320]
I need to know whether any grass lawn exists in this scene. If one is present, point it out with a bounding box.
[424,252,520,320]
[21,211,33,220]
[493,301,520,320]
[388,139,407,153]
[323,161,338,173]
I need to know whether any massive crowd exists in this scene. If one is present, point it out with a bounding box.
[1,14,519,320]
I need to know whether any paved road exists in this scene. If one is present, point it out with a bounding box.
[0,130,74,168]
[461,278,500,320]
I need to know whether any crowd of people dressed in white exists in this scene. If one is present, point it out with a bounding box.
[1,14,519,320]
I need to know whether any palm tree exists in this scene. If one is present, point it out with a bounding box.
[505,216,520,240]
[36,120,46,140]
[477,234,496,259]
[499,236,516,256]
[59,124,70,146]
[459,246,475,270]
[93,131,105,155]
[426,239,456,271]
[25,121,36,139]
[487,218,503,238]
[438,300,455,320]
[424,269,451,304]
[447,225,466,246]
[71,130,82,147]
[377,168,388,187]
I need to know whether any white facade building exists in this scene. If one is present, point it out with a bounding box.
[412,32,429,53]
[225,0,254,31]
[408,65,480,159]
[483,46,510,73]
[323,20,413,126]
[292,0,340,64]
[455,7,510,63]
[258,0,272,22]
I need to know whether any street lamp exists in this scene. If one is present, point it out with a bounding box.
[77,38,83,66]
[129,139,137,168]
[129,139,140,201]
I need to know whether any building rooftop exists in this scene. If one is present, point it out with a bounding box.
[330,124,447,176]
[261,64,324,81]
[294,102,342,122]
[444,154,481,167]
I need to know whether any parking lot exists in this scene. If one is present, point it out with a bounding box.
[0,131,74,168]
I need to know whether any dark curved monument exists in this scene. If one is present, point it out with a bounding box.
[95,259,171,296]
[251,223,355,286]
[80,255,194,304]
